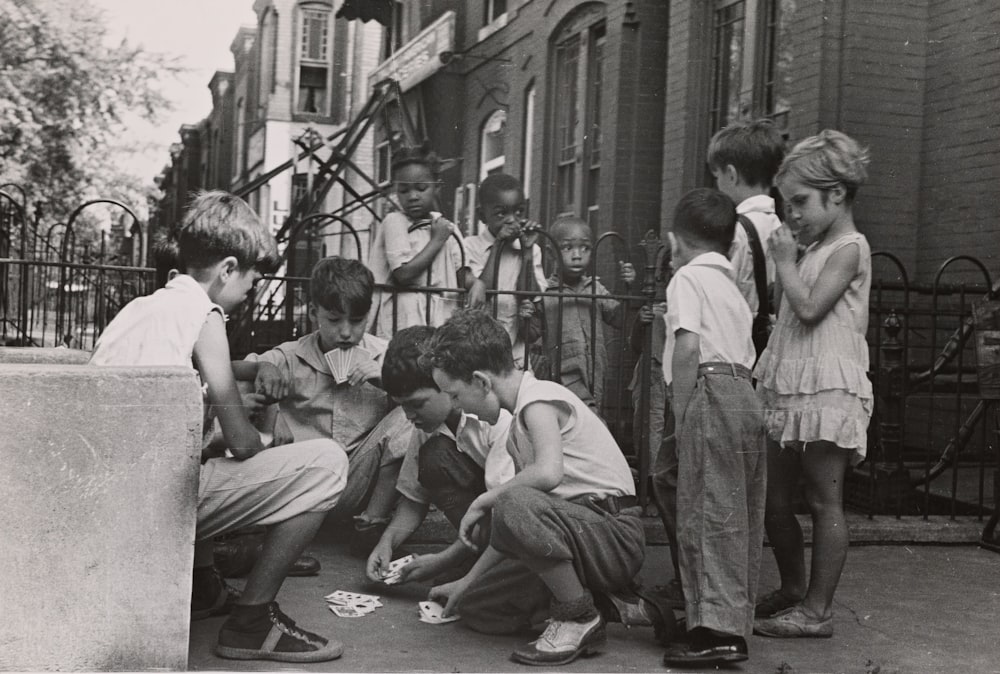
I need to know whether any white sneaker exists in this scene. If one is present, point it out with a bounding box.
[510,615,606,666]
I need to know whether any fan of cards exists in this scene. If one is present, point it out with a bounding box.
[324,346,372,384]
[380,554,414,585]
[325,590,383,618]
[418,600,459,624]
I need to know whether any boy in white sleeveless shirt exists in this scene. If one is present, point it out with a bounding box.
[90,192,345,664]
[421,310,676,666]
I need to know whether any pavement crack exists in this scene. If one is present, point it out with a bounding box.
[834,598,892,639]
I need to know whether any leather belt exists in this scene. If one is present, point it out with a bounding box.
[575,494,638,516]
[697,362,751,380]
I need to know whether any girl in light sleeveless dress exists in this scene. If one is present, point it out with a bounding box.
[752,130,873,639]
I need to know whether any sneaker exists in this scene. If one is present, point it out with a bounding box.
[754,588,803,618]
[510,615,606,666]
[754,604,834,638]
[191,567,242,621]
[215,602,344,663]
[663,627,748,666]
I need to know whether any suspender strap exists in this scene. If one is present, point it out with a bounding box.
[738,214,769,321]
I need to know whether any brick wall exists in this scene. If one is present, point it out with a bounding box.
[918,0,1000,281]
[839,1,928,267]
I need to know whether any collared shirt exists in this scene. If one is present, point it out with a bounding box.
[728,194,782,314]
[507,371,635,500]
[395,410,514,504]
[465,226,547,348]
[248,332,389,452]
[661,252,755,384]
[90,274,224,368]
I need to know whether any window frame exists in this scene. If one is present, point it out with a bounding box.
[479,109,508,182]
[295,3,333,118]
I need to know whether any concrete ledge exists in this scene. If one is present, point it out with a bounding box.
[0,363,203,671]
[0,346,91,364]
[411,510,986,546]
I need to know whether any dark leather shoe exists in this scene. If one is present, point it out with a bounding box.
[662,628,748,666]
[593,585,680,646]
[215,531,321,578]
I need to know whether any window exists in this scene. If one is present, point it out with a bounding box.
[375,141,392,187]
[522,84,536,200]
[549,5,606,224]
[709,0,794,134]
[381,1,404,61]
[259,9,278,100]
[478,0,508,41]
[479,110,507,181]
[297,6,331,115]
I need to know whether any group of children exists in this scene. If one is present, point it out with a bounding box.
[87,120,875,668]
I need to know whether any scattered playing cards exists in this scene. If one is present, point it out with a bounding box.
[418,600,459,624]
[324,346,372,384]
[381,554,414,585]
[325,590,382,617]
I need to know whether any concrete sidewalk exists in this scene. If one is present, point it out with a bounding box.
[189,517,1000,674]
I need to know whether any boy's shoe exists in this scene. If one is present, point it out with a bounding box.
[653,578,686,610]
[510,615,606,666]
[348,516,390,558]
[662,627,748,666]
[191,567,242,621]
[754,588,803,618]
[754,605,834,638]
[215,602,344,663]
[593,585,679,645]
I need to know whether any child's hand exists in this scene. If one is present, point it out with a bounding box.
[467,278,487,308]
[347,357,381,386]
[428,577,469,619]
[519,219,542,248]
[518,299,535,319]
[769,225,799,264]
[458,496,489,550]
[254,362,288,401]
[242,391,269,415]
[398,552,448,584]
[619,260,636,284]
[496,221,521,241]
[430,217,452,241]
[366,540,394,583]
[638,304,655,324]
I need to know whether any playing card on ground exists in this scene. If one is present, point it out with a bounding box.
[325,590,380,605]
[330,604,369,618]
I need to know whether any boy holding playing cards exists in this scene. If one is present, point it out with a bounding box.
[236,256,413,538]
[366,326,553,634]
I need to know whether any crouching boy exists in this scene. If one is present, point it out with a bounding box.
[421,310,674,666]
[366,326,553,634]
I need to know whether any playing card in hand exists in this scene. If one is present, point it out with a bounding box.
[382,554,414,585]
[418,600,459,624]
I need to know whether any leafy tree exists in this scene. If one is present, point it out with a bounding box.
[0,0,180,223]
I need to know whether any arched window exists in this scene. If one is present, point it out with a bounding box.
[479,110,507,181]
[549,3,606,226]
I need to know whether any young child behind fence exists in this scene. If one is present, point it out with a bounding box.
[368,144,471,337]
[658,188,766,668]
[752,130,873,639]
[708,118,786,357]
[90,191,344,663]
[540,216,635,412]
[235,256,413,548]
[464,173,547,369]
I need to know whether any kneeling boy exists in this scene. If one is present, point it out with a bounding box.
[421,310,674,666]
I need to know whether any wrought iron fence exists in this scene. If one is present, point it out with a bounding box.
[3,187,998,546]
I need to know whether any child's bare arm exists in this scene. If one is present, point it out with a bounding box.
[193,312,265,461]
[231,360,258,381]
[391,218,452,286]
[670,329,700,424]
[771,226,858,325]
[428,544,506,617]
[367,496,429,582]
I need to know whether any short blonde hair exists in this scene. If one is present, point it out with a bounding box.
[777,129,870,202]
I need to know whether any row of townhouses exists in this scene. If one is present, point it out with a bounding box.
[152,0,1000,283]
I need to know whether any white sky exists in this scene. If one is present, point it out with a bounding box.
[89,0,258,185]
